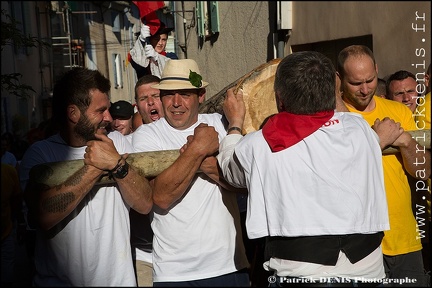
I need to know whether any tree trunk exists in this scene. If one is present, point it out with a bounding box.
[30,58,431,187]
[30,150,180,187]
[30,130,429,187]
[199,58,282,134]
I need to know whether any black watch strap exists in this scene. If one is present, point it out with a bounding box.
[112,161,129,179]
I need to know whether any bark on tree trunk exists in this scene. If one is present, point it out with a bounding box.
[199,58,281,134]
[30,150,180,187]
[30,129,430,187]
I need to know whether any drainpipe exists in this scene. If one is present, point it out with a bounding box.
[174,1,187,59]
[276,1,292,58]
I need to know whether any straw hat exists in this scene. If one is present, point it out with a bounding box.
[151,59,209,90]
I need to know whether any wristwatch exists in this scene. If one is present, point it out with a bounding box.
[112,161,129,179]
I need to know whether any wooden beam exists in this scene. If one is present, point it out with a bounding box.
[30,149,180,187]
[381,129,430,154]
[29,129,430,187]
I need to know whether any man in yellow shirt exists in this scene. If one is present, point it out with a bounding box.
[386,66,431,274]
[337,45,431,286]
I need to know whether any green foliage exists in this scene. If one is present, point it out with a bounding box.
[1,9,39,50]
[1,73,36,98]
[1,9,49,99]
[189,70,203,88]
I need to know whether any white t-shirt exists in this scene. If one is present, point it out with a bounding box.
[217,111,390,279]
[19,132,137,286]
[132,114,249,282]
[125,132,133,144]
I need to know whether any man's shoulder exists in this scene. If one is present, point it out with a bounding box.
[3,150,17,160]
[19,134,68,168]
[199,113,225,130]
[375,96,414,119]
[26,134,60,151]
[375,96,410,111]
[108,131,133,152]
[132,120,166,147]
[199,113,222,121]
[108,130,125,143]
[335,112,376,132]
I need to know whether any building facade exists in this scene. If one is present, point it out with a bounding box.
[1,1,430,143]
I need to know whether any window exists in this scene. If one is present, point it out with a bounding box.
[86,38,97,70]
[112,11,120,33]
[196,1,219,39]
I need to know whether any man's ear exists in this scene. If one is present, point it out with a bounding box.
[198,89,206,104]
[275,92,284,112]
[336,72,342,93]
[67,104,80,124]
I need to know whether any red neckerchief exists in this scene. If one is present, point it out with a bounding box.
[262,110,334,152]
[160,51,167,56]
